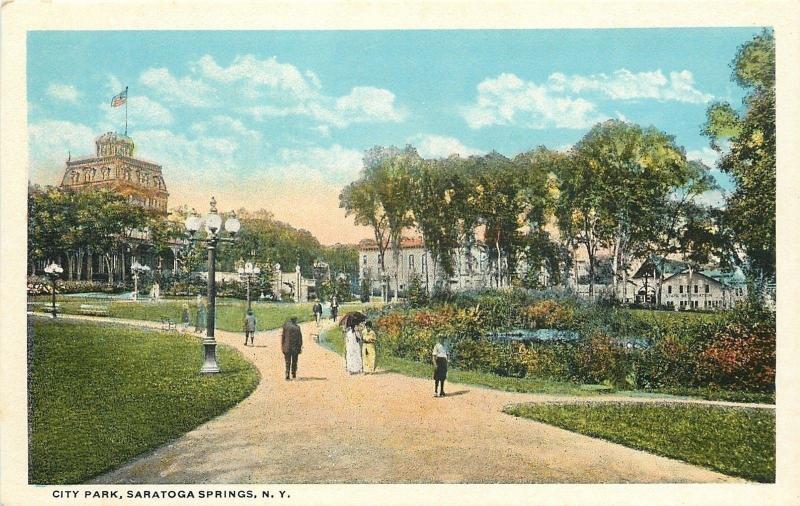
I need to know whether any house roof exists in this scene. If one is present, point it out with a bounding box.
[662,268,743,287]
[358,237,424,251]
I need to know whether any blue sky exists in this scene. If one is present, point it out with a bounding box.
[28,29,760,244]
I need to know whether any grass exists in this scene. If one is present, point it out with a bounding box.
[504,401,775,482]
[30,296,374,333]
[628,386,774,405]
[28,317,260,484]
[320,326,609,396]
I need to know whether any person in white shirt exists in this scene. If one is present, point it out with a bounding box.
[432,339,448,397]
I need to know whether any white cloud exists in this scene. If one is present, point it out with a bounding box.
[332,87,406,125]
[695,189,726,208]
[192,54,405,129]
[28,119,96,184]
[101,94,173,128]
[548,69,713,104]
[686,147,719,168]
[139,67,214,107]
[463,73,606,130]
[272,144,363,183]
[191,115,261,141]
[193,54,320,100]
[411,134,484,159]
[133,128,239,171]
[46,83,80,103]
[311,125,331,138]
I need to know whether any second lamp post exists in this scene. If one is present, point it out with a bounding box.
[238,261,261,311]
[185,197,240,374]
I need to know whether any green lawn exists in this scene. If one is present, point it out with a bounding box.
[320,326,610,396]
[30,296,375,333]
[28,317,260,484]
[504,401,775,482]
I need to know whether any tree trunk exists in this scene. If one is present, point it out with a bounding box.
[687,264,694,310]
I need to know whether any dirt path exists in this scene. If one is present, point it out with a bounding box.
[68,315,747,484]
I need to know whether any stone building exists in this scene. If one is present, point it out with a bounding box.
[358,236,491,300]
[60,131,169,214]
[625,257,748,310]
[50,131,179,281]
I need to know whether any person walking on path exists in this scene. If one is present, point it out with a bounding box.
[181,303,190,332]
[281,316,303,380]
[195,296,207,334]
[432,338,448,397]
[330,294,339,322]
[244,309,257,346]
[360,321,377,374]
[344,324,363,374]
[312,300,323,325]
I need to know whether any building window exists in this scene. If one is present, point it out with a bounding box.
[363,255,367,266]
[668,286,672,294]
[679,285,683,294]
[421,255,427,273]
[705,284,709,293]
[693,285,698,294]
[408,254,415,271]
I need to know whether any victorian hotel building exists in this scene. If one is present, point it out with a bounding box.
[56,131,180,278]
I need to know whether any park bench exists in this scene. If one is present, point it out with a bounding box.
[79,304,109,317]
[29,302,62,314]
[160,317,176,331]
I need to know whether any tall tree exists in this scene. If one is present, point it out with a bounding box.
[558,120,699,300]
[408,157,461,291]
[703,29,775,282]
[371,147,418,300]
[465,152,527,287]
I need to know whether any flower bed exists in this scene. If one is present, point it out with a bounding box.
[371,290,775,393]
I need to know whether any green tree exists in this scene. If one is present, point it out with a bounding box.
[465,152,527,287]
[703,29,775,281]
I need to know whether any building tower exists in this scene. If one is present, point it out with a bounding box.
[59,131,169,214]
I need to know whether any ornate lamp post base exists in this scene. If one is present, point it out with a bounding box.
[200,339,219,374]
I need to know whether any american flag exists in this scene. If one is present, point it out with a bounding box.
[111,87,128,107]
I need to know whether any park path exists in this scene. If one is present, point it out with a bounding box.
[57,314,759,484]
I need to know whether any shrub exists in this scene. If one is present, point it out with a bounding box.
[636,336,697,389]
[522,300,574,329]
[695,321,775,392]
[517,342,575,380]
[573,332,633,388]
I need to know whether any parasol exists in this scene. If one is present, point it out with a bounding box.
[339,311,367,329]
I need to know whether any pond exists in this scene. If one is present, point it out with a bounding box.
[487,329,580,343]
[487,329,651,349]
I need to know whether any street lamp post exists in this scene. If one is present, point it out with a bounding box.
[237,261,261,311]
[130,261,151,301]
[43,262,63,318]
[185,197,240,374]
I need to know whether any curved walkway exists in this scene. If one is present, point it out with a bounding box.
[54,314,754,484]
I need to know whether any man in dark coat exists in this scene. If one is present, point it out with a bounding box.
[281,316,303,380]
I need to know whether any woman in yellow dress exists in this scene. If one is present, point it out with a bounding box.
[360,321,377,374]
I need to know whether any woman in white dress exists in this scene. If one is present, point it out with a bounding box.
[344,325,363,374]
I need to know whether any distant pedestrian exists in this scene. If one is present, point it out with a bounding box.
[432,338,448,397]
[360,321,378,374]
[330,294,339,321]
[181,303,190,332]
[244,309,257,346]
[195,296,207,334]
[313,300,323,325]
[281,316,303,380]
